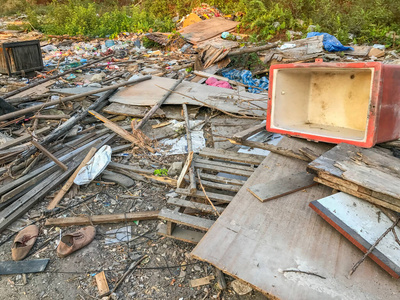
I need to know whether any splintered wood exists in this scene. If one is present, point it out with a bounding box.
[308,143,400,212]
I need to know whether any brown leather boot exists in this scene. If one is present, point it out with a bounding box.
[57,226,96,258]
[11,225,39,261]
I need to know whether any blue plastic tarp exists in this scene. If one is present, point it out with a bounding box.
[221,69,268,93]
[307,32,353,52]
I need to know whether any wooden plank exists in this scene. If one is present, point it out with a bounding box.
[194,157,255,172]
[179,18,239,44]
[103,103,185,120]
[176,188,234,203]
[199,173,246,186]
[89,110,155,153]
[95,271,110,297]
[232,124,267,142]
[110,76,267,118]
[157,223,204,244]
[47,147,97,210]
[158,208,214,231]
[177,152,193,188]
[45,211,159,227]
[0,259,49,275]
[193,162,254,177]
[190,275,215,287]
[308,143,400,208]
[191,137,400,299]
[309,192,400,278]
[168,198,225,214]
[313,177,400,213]
[229,138,311,162]
[31,139,68,171]
[183,104,196,195]
[200,147,265,165]
[196,179,241,192]
[247,172,316,202]
[0,126,51,150]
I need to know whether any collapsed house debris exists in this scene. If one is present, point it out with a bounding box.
[1,7,400,300]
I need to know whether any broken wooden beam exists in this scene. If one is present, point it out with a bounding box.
[31,139,68,171]
[229,138,310,161]
[89,110,155,153]
[135,76,184,130]
[45,211,159,226]
[182,103,196,194]
[0,126,51,150]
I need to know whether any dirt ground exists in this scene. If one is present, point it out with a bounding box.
[0,160,268,300]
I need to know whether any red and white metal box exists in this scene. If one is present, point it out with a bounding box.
[267,61,400,148]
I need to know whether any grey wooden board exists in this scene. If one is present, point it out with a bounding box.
[0,259,49,275]
[248,171,316,202]
[308,143,400,203]
[192,137,400,300]
[176,188,234,203]
[158,208,214,231]
[199,147,264,165]
[103,103,185,121]
[109,76,267,117]
[158,223,204,244]
[168,198,225,214]
[193,162,254,177]
[50,87,106,97]
[199,173,246,186]
[310,192,400,278]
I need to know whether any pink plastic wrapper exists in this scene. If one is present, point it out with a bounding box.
[205,77,232,89]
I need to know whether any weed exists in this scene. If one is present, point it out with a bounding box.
[154,169,168,176]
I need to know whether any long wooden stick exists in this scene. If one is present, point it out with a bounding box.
[135,76,184,130]
[89,110,155,153]
[0,76,152,122]
[182,104,196,194]
[47,147,97,210]
[197,170,220,217]
[45,211,159,226]
[31,140,68,171]
[349,217,400,276]
[229,138,310,162]
[107,255,147,299]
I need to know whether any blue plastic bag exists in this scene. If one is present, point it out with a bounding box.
[221,69,268,93]
[307,32,353,52]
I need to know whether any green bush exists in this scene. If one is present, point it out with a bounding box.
[6,0,400,46]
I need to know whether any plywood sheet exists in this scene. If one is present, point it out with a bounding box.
[248,171,316,202]
[109,76,267,118]
[192,137,400,300]
[179,18,239,44]
[310,192,400,278]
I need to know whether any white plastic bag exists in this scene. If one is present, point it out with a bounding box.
[74,145,112,185]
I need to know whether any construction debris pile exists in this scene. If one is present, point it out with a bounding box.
[0,9,400,300]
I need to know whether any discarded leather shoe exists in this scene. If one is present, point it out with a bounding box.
[11,225,39,261]
[57,226,96,258]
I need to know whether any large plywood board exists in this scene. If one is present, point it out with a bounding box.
[191,137,400,300]
[179,18,239,44]
[109,76,267,118]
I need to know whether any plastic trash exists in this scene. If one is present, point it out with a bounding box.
[307,32,354,52]
[280,43,296,50]
[205,77,232,89]
[105,40,115,48]
[74,145,112,185]
[221,69,268,93]
[373,44,386,50]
